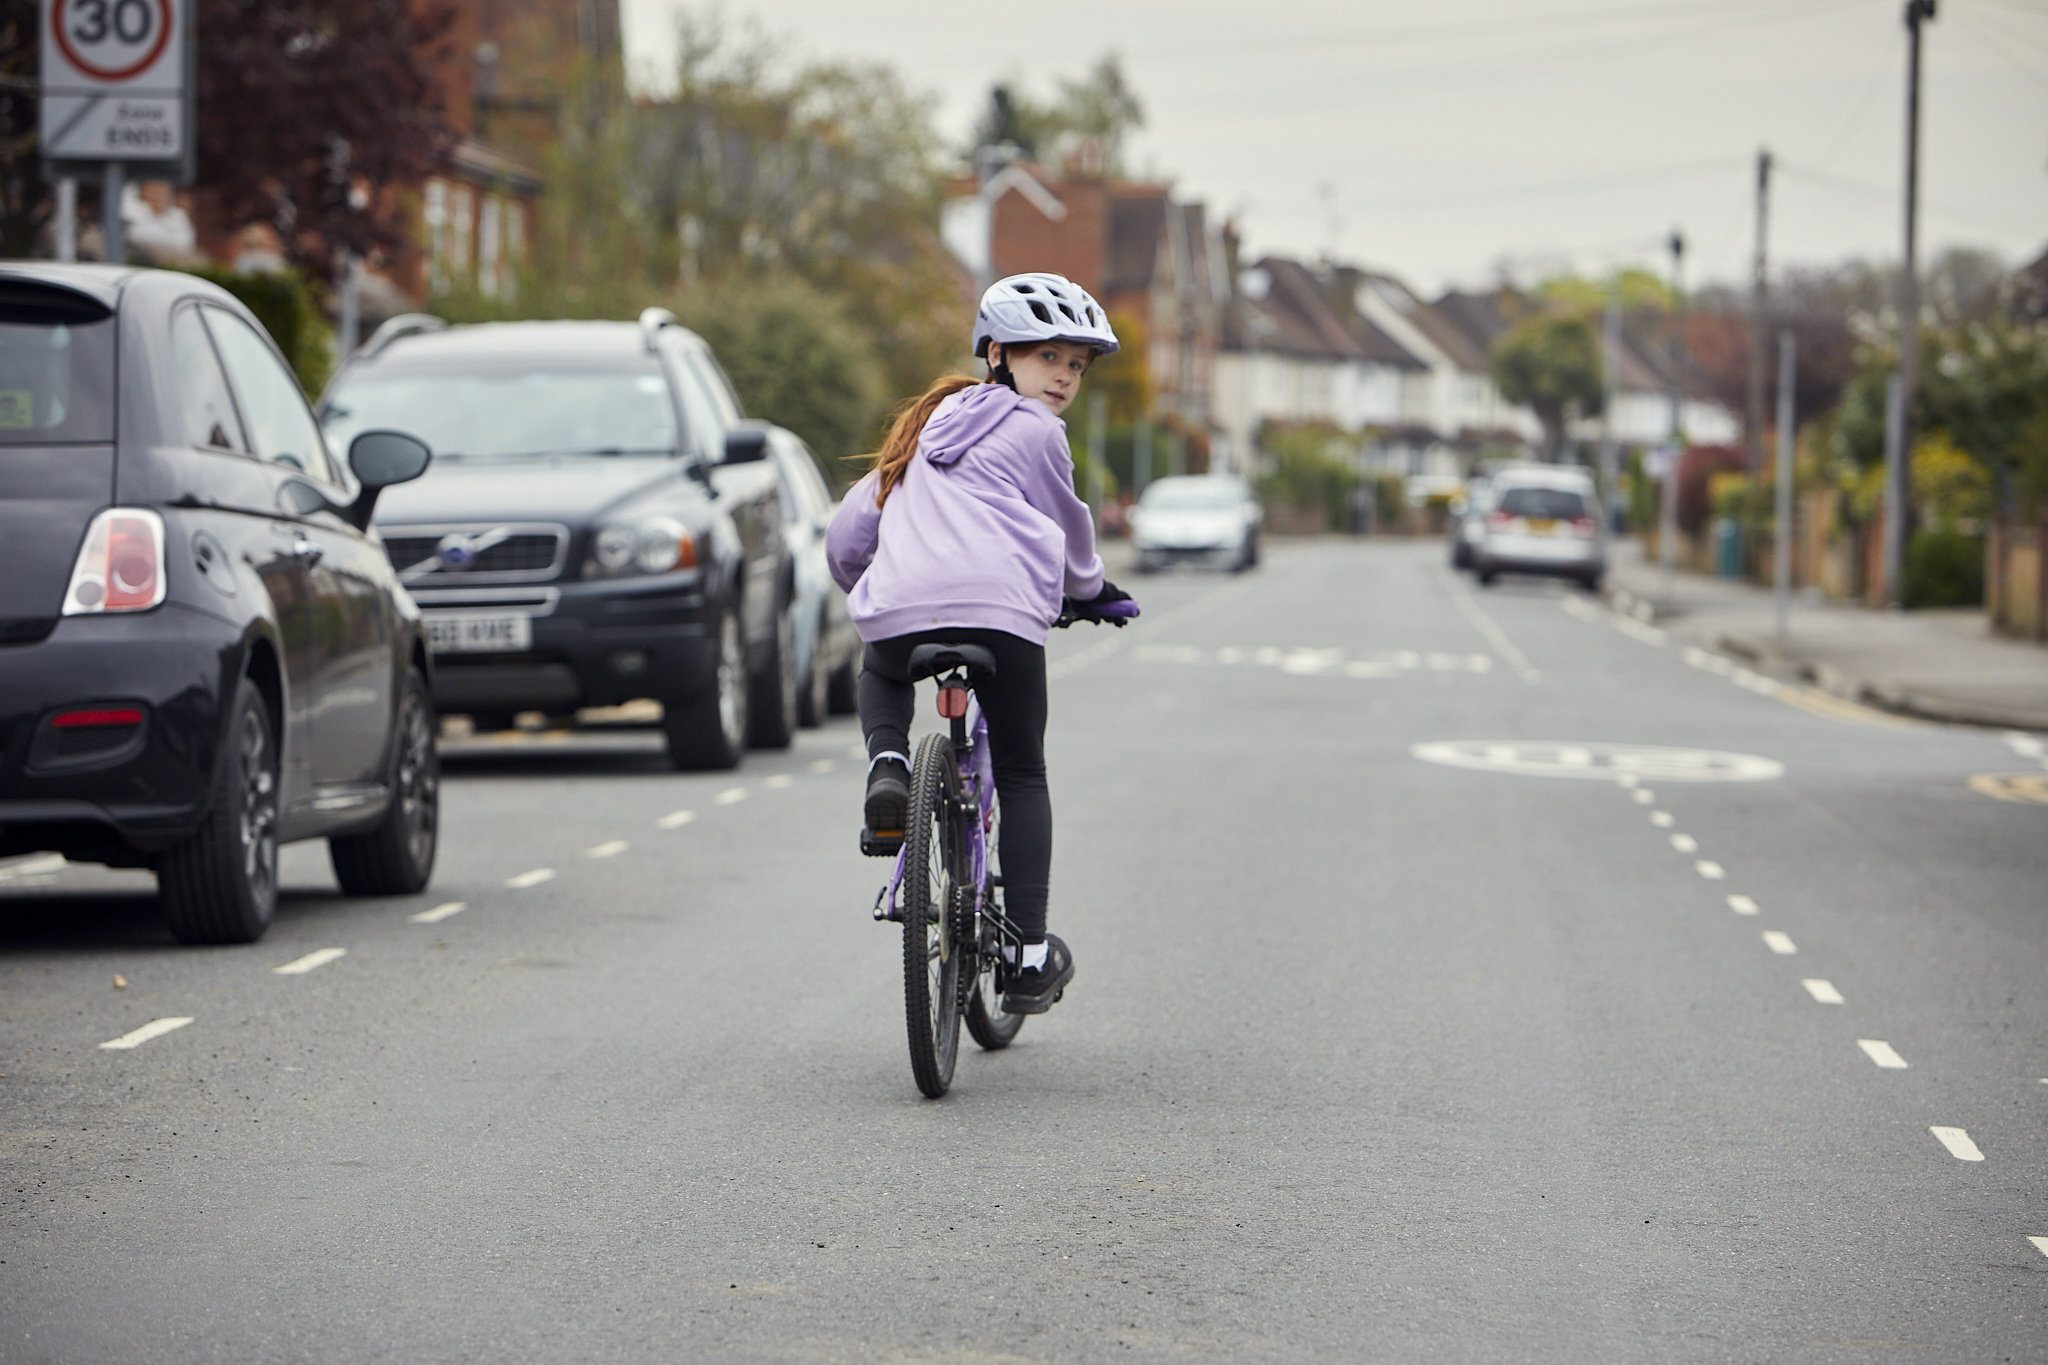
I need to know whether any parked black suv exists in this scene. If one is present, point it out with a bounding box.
[318,311,798,768]
[0,263,438,943]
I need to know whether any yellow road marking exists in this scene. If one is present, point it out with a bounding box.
[1968,773,2048,805]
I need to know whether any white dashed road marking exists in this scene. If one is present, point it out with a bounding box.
[506,868,556,889]
[765,775,793,789]
[2028,1237,2048,1259]
[274,948,346,976]
[1858,1039,1909,1069]
[1671,834,1698,853]
[1696,860,1726,880]
[657,810,697,829]
[586,841,628,858]
[1930,1127,1984,1161]
[410,901,466,924]
[1727,894,1760,915]
[1632,789,1655,804]
[99,1017,193,1050]
[809,759,836,774]
[1762,931,1797,954]
[716,788,748,805]
[1801,979,1845,1004]
[1650,810,1675,827]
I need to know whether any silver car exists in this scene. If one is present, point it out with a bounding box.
[1474,468,1605,591]
[1130,475,1262,574]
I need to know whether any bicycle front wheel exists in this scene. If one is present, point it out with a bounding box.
[903,734,966,1097]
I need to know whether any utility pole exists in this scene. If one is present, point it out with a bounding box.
[1745,148,1773,580]
[1884,0,1936,608]
[1774,331,1797,639]
[1659,230,1686,606]
[1598,289,1620,532]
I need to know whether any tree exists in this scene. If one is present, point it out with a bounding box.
[1,0,50,256]
[192,0,457,277]
[1492,312,1603,459]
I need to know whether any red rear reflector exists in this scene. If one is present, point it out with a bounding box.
[53,708,143,728]
[936,686,969,719]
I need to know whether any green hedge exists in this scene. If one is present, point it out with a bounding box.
[1902,529,1985,609]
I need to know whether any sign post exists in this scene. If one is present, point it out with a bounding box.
[39,0,195,262]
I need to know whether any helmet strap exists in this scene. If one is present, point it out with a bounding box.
[987,346,1018,392]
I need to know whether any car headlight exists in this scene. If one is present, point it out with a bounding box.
[589,517,696,577]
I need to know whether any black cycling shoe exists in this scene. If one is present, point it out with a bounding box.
[1000,934,1074,1015]
[863,756,909,840]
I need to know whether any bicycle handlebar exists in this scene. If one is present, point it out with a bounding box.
[1055,596,1140,629]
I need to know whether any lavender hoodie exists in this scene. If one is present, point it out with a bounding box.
[827,384,1104,646]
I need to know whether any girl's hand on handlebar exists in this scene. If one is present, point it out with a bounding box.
[1056,581,1139,628]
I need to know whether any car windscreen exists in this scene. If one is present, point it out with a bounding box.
[1142,482,1243,511]
[1496,486,1588,520]
[321,365,679,462]
[0,285,115,445]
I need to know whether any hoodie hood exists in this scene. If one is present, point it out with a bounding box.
[919,383,1051,467]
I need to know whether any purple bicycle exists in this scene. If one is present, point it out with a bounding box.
[869,594,1137,1098]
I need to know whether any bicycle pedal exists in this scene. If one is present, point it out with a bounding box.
[859,828,903,858]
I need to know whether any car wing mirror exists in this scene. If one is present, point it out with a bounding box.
[344,430,433,530]
[720,426,769,465]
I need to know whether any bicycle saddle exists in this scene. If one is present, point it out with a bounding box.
[906,643,998,682]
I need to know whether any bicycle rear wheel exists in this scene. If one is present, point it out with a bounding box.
[965,960,1025,1049]
[903,734,966,1097]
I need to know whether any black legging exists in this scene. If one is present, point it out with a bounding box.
[858,628,1051,941]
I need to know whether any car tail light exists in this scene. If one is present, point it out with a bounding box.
[1568,517,1596,538]
[1486,511,1514,531]
[52,707,145,728]
[63,509,166,615]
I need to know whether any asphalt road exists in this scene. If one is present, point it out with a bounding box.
[4,538,2045,1364]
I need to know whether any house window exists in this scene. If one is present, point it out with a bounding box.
[449,184,473,282]
[423,179,449,296]
[479,195,503,299]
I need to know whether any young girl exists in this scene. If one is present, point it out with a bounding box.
[826,272,1132,1015]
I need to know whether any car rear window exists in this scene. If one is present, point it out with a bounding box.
[1142,481,1244,511]
[321,364,678,463]
[0,283,114,445]
[1497,486,1589,520]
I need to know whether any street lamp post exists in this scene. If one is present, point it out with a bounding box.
[1883,0,1936,609]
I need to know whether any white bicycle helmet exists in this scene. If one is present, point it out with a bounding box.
[972,272,1120,358]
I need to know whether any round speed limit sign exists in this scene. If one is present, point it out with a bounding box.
[39,0,187,163]
[51,0,173,81]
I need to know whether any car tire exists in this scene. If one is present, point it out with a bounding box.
[826,644,859,716]
[796,606,830,729]
[749,600,798,750]
[329,667,439,897]
[1477,567,1498,587]
[665,602,748,770]
[160,676,280,945]
[468,710,518,735]
[1581,572,1604,594]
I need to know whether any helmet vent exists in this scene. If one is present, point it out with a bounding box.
[1027,301,1053,324]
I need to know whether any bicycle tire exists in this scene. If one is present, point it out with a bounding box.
[902,734,965,1097]
[965,959,1025,1049]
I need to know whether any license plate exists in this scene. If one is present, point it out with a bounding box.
[1526,518,1557,534]
[427,613,532,653]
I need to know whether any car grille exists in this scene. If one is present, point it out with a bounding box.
[381,524,569,585]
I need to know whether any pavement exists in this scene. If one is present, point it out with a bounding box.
[1603,538,2048,732]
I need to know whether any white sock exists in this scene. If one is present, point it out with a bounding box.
[867,751,908,776]
[1020,941,1048,972]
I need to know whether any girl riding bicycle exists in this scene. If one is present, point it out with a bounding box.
[826,272,1132,1015]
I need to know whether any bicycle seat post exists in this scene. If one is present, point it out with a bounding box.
[934,668,971,749]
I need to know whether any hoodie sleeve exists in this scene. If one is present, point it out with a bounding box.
[1018,416,1105,601]
[826,470,883,593]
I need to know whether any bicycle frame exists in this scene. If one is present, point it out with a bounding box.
[874,682,997,931]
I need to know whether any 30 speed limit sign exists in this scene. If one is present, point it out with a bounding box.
[39,0,191,167]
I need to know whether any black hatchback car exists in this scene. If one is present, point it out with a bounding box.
[0,262,439,944]
[317,311,797,768]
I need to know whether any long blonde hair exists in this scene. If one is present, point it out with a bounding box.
[862,373,985,508]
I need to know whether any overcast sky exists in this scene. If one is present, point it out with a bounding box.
[618,0,2048,296]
